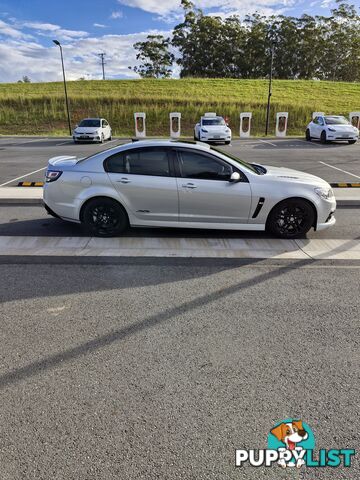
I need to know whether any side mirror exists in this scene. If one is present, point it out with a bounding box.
[75,124,78,128]
[229,171,241,183]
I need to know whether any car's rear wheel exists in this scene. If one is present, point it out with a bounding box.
[320,130,327,144]
[305,129,311,141]
[267,199,315,239]
[348,140,356,145]
[82,197,128,237]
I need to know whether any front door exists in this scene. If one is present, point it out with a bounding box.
[174,148,252,225]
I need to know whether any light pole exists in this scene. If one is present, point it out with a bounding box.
[265,46,274,136]
[53,39,72,136]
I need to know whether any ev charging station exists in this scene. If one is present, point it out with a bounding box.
[134,112,146,138]
[170,112,181,138]
[312,111,325,120]
[275,112,288,137]
[349,112,360,129]
[240,112,252,138]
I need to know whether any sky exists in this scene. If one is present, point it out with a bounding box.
[0,0,354,83]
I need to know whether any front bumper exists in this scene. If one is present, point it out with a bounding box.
[317,215,336,231]
[200,134,232,142]
[327,133,358,141]
[73,135,100,142]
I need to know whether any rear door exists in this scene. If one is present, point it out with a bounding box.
[105,146,179,223]
[174,148,252,225]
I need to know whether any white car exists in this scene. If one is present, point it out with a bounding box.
[43,140,336,239]
[306,115,358,144]
[73,118,112,143]
[194,113,231,144]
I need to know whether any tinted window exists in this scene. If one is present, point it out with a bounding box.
[178,150,232,180]
[105,148,170,176]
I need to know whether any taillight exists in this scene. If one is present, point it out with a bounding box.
[45,170,63,182]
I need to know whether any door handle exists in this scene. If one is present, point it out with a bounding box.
[182,183,197,189]
[117,178,131,184]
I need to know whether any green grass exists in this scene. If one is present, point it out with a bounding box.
[0,78,359,136]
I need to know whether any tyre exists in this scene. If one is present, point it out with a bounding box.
[320,130,327,144]
[194,132,198,141]
[82,197,128,237]
[225,141,231,145]
[267,199,315,239]
[100,133,105,144]
[305,129,311,141]
[348,140,356,145]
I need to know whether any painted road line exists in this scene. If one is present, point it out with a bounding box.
[10,138,49,146]
[56,141,73,146]
[259,139,277,147]
[0,167,47,187]
[0,236,359,259]
[319,161,360,179]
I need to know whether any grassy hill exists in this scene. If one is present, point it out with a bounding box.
[0,78,359,136]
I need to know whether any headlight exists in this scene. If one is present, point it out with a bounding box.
[314,187,334,200]
[201,128,208,133]
[328,127,336,132]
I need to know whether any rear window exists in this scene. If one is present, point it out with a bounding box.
[104,147,170,177]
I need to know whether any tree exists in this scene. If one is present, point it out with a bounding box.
[18,75,31,83]
[170,0,360,81]
[130,35,174,78]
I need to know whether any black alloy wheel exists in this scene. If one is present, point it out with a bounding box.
[267,199,314,239]
[82,198,128,237]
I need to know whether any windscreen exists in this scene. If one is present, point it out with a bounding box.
[79,119,101,127]
[202,118,226,126]
[324,116,350,125]
[211,147,260,174]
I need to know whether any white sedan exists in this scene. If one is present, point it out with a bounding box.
[73,118,112,143]
[306,115,358,144]
[43,140,336,239]
[194,113,232,144]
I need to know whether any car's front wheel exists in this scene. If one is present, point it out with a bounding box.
[82,197,128,237]
[320,130,327,144]
[267,199,315,239]
[305,129,311,141]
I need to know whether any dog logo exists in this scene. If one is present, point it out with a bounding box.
[235,418,355,469]
[268,418,314,468]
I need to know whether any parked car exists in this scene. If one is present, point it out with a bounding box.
[44,140,336,239]
[73,118,112,143]
[194,113,231,144]
[306,115,358,144]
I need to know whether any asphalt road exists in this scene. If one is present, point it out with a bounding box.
[0,136,360,186]
[0,259,359,479]
[0,204,359,240]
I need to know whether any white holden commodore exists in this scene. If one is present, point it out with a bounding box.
[306,115,359,144]
[44,140,336,238]
[73,117,112,143]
